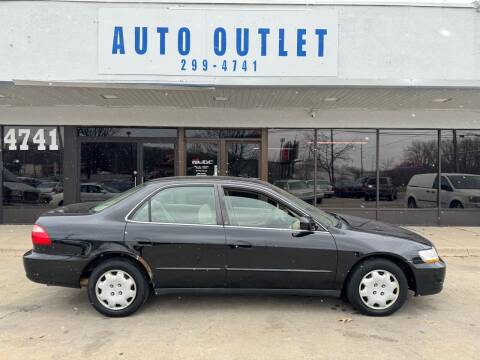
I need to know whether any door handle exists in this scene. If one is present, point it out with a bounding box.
[230,241,252,249]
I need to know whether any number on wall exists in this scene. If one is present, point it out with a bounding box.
[3,128,59,151]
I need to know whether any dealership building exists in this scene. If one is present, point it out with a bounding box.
[0,0,479,225]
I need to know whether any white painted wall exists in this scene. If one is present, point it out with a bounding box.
[0,1,479,86]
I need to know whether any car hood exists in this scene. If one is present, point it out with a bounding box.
[3,181,39,192]
[336,213,433,247]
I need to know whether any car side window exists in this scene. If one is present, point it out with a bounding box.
[131,186,217,225]
[223,188,301,230]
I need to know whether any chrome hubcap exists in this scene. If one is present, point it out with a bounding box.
[95,270,137,310]
[359,270,399,310]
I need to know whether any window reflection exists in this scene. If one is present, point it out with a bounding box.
[317,130,376,208]
[440,130,480,209]
[2,126,64,223]
[380,130,438,208]
[268,129,315,203]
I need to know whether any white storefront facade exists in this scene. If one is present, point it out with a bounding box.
[0,0,479,224]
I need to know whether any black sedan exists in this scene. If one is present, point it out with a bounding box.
[23,177,445,317]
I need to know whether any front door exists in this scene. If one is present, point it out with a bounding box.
[125,185,226,288]
[185,140,260,178]
[220,185,337,290]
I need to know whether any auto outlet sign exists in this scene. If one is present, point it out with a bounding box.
[98,8,338,78]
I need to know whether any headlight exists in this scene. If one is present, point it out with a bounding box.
[418,248,440,264]
[468,196,480,203]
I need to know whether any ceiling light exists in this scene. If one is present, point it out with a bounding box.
[324,97,338,102]
[101,94,119,99]
[214,96,228,101]
[433,98,451,103]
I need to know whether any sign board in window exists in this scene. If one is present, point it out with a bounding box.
[98,8,338,78]
[3,127,61,151]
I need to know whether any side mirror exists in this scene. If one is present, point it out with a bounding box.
[299,216,315,231]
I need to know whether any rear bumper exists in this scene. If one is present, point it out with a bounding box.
[410,259,446,296]
[23,250,88,288]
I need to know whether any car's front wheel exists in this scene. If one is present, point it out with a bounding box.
[346,258,408,316]
[87,259,150,317]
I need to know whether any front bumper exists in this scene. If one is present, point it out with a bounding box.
[23,250,88,288]
[410,258,446,296]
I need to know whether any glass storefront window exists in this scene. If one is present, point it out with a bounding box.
[379,130,438,208]
[317,130,377,209]
[268,129,316,204]
[440,130,480,210]
[2,126,64,223]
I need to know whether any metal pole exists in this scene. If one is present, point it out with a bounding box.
[437,129,442,225]
[313,129,318,207]
[376,130,380,221]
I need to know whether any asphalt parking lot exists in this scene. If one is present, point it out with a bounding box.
[1,233,479,360]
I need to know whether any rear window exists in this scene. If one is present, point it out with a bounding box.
[408,174,434,188]
[91,185,145,213]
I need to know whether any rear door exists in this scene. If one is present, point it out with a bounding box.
[220,185,337,290]
[124,184,226,288]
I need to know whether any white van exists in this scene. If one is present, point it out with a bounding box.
[406,173,480,209]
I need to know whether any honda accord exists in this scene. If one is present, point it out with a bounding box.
[23,177,445,317]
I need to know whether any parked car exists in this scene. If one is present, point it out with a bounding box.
[364,177,398,201]
[316,179,334,198]
[333,179,364,198]
[273,180,315,203]
[406,173,480,209]
[79,182,118,202]
[24,177,445,317]
[2,169,51,205]
[305,180,325,203]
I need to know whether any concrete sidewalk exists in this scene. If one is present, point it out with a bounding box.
[0,225,478,257]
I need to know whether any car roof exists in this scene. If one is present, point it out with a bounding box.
[150,176,271,186]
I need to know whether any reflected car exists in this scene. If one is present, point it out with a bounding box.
[304,180,325,203]
[333,179,364,198]
[316,179,334,198]
[273,180,315,203]
[406,173,480,209]
[363,177,398,201]
[24,177,445,317]
[2,169,50,205]
[99,180,133,193]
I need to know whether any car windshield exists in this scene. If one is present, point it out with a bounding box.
[447,175,480,190]
[91,185,145,213]
[271,185,344,228]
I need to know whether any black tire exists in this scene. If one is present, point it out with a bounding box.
[58,200,64,206]
[346,258,408,316]
[407,198,417,208]
[87,258,150,317]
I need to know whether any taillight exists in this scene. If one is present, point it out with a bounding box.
[32,224,52,246]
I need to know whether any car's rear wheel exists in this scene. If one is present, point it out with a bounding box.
[346,258,408,316]
[87,259,150,317]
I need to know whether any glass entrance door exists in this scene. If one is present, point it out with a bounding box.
[186,142,219,176]
[227,142,260,178]
[80,141,176,202]
[142,143,176,181]
[80,142,137,202]
[185,140,260,178]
